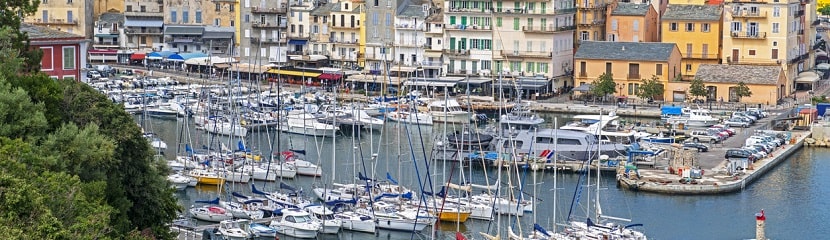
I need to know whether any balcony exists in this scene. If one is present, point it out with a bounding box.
[331,24,358,30]
[557,8,577,14]
[330,38,359,45]
[252,22,287,28]
[733,11,767,18]
[578,71,587,77]
[288,32,310,39]
[522,24,576,33]
[683,53,718,59]
[251,6,286,14]
[420,61,443,68]
[578,19,605,27]
[445,24,492,31]
[124,11,164,17]
[495,8,560,15]
[286,50,305,55]
[167,37,202,43]
[444,49,471,58]
[727,57,780,65]
[125,28,163,35]
[731,31,766,39]
[627,73,641,80]
[249,37,286,44]
[447,8,491,14]
[395,24,424,31]
[576,2,608,10]
[31,18,78,26]
[93,41,119,48]
[364,54,387,61]
[500,50,552,58]
[798,29,804,35]
[795,10,804,18]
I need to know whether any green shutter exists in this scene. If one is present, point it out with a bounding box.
[496,17,502,27]
[450,37,456,50]
[496,1,502,11]
[541,18,547,31]
[541,3,546,14]
[460,38,467,49]
[513,18,520,30]
[527,18,533,28]
[514,2,520,11]
[450,16,456,25]
[461,16,468,25]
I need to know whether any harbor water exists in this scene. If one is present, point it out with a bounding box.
[144,113,826,240]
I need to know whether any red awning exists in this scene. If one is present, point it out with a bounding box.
[89,49,118,54]
[318,73,342,80]
[130,53,146,60]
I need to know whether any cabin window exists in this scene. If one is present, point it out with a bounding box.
[503,140,524,149]
[557,138,582,145]
[536,137,554,144]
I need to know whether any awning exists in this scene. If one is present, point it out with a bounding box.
[318,73,342,80]
[146,51,176,60]
[124,19,163,27]
[203,31,234,39]
[573,84,592,92]
[184,56,237,66]
[168,52,208,62]
[288,39,308,45]
[95,34,118,38]
[266,69,322,78]
[796,71,820,83]
[404,80,458,88]
[165,26,204,35]
[89,49,117,54]
[130,53,146,60]
[214,63,231,69]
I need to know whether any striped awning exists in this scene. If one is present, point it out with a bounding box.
[266,69,321,78]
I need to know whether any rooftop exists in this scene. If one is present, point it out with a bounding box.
[695,64,782,85]
[98,13,125,24]
[310,3,337,16]
[611,3,652,16]
[662,4,722,21]
[20,23,85,40]
[574,41,677,62]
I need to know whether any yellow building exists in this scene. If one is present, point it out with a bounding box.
[95,0,125,16]
[574,41,682,101]
[26,0,93,38]
[606,2,660,42]
[693,64,787,104]
[576,0,611,45]
[329,0,364,69]
[668,0,709,5]
[661,4,723,80]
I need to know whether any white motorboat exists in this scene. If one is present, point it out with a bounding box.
[334,210,376,233]
[281,110,339,137]
[667,107,720,127]
[363,202,435,232]
[167,173,190,191]
[198,115,248,137]
[216,219,251,240]
[146,102,186,117]
[143,133,167,150]
[347,106,385,130]
[249,222,278,237]
[281,151,322,177]
[270,208,321,239]
[304,205,342,234]
[386,111,434,125]
[219,200,265,220]
[219,169,252,183]
[189,205,232,222]
[427,98,472,124]
[167,160,185,172]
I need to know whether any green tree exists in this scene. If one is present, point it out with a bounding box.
[734,81,753,102]
[688,78,708,101]
[820,5,830,16]
[589,72,617,102]
[636,75,665,103]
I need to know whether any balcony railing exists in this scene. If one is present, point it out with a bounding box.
[444,49,471,57]
[251,6,286,13]
[683,53,717,59]
[558,8,577,14]
[331,24,358,30]
[330,38,359,44]
[495,8,559,15]
[628,73,641,79]
[31,18,78,25]
[447,8,491,14]
[125,29,163,35]
[731,31,766,39]
[577,3,607,10]
[420,61,443,67]
[798,29,804,35]
[727,57,780,65]
[795,10,804,18]
[446,24,492,31]
[728,0,768,3]
[288,33,310,39]
[249,37,286,44]
[522,25,576,33]
[733,11,766,18]
[124,11,164,17]
[579,72,587,77]
[500,50,552,58]
[395,24,424,31]
[252,22,287,28]
[578,20,605,27]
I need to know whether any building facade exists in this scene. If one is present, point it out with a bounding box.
[576,0,610,45]
[26,0,95,38]
[661,4,723,80]
[329,0,363,69]
[364,0,399,69]
[721,0,816,95]
[574,41,682,101]
[123,0,164,51]
[287,1,314,55]
[442,0,494,77]
[606,2,659,42]
[693,64,787,103]
[240,0,288,62]
[21,23,88,81]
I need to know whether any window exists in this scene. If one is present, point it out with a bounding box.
[386,13,391,26]
[482,60,492,70]
[229,4,234,12]
[656,64,663,76]
[67,11,73,22]
[772,23,779,33]
[171,11,177,23]
[526,62,534,72]
[214,18,220,26]
[496,17,502,27]
[527,41,532,52]
[685,23,694,32]
[773,7,780,17]
[527,18,533,28]
[670,22,677,31]
[557,138,582,145]
[628,83,639,95]
[580,61,586,76]
[731,22,741,32]
[749,49,756,56]
[685,64,692,72]
[216,3,221,11]
[628,63,640,79]
[513,18,519,30]
[772,49,779,59]
[196,11,203,23]
[230,20,234,27]
[702,44,709,58]
[126,5,132,12]
[633,20,639,31]
[605,62,612,74]
[701,23,710,32]
[686,43,692,55]
[182,10,189,23]
[611,19,618,30]
[62,46,75,70]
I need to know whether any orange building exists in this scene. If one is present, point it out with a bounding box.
[606,2,659,42]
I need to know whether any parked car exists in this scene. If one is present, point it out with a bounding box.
[747,144,773,154]
[682,142,709,152]
[723,118,750,128]
[742,147,766,159]
[725,149,756,162]
[87,70,101,79]
[711,124,737,136]
[732,112,758,122]
[706,128,730,140]
[689,130,721,143]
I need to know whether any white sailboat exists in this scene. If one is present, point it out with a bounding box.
[270,208,321,239]
[280,110,339,137]
[427,98,472,124]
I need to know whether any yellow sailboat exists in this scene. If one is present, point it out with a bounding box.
[189,169,226,186]
[432,207,472,223]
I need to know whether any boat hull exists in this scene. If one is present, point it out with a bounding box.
[194,176,225,186]
[276,227,319,239]
[435,211,472,223]
[374,218,431,232]
[340,219,376,233]
[432,112,472,124]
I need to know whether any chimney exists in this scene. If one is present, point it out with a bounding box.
[755,209,766,240]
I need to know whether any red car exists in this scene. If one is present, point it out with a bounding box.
[710,124,736,136]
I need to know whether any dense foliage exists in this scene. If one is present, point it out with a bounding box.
[688,78,708,101]
[734,82,753,101]
[635,75,664,102]
[0,24,179,239]
[589,72,617,102]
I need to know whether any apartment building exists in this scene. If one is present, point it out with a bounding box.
[329,0,364,69]
[22,23,88,81]
[94,0,125,17]
[93,13,125,50]
[606,2,659,42]
[240,0,288,62]
[123,0,164,51]
[364,0,398,67]
[442,0,494,77]
[26,0,95,38]
[421,11,445,77]
[661,4,723,80]
[576,0,611,45]
[721,0,815,95]
[392,2,430,68]
[310,2,336,58]
[287,1,314,55]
